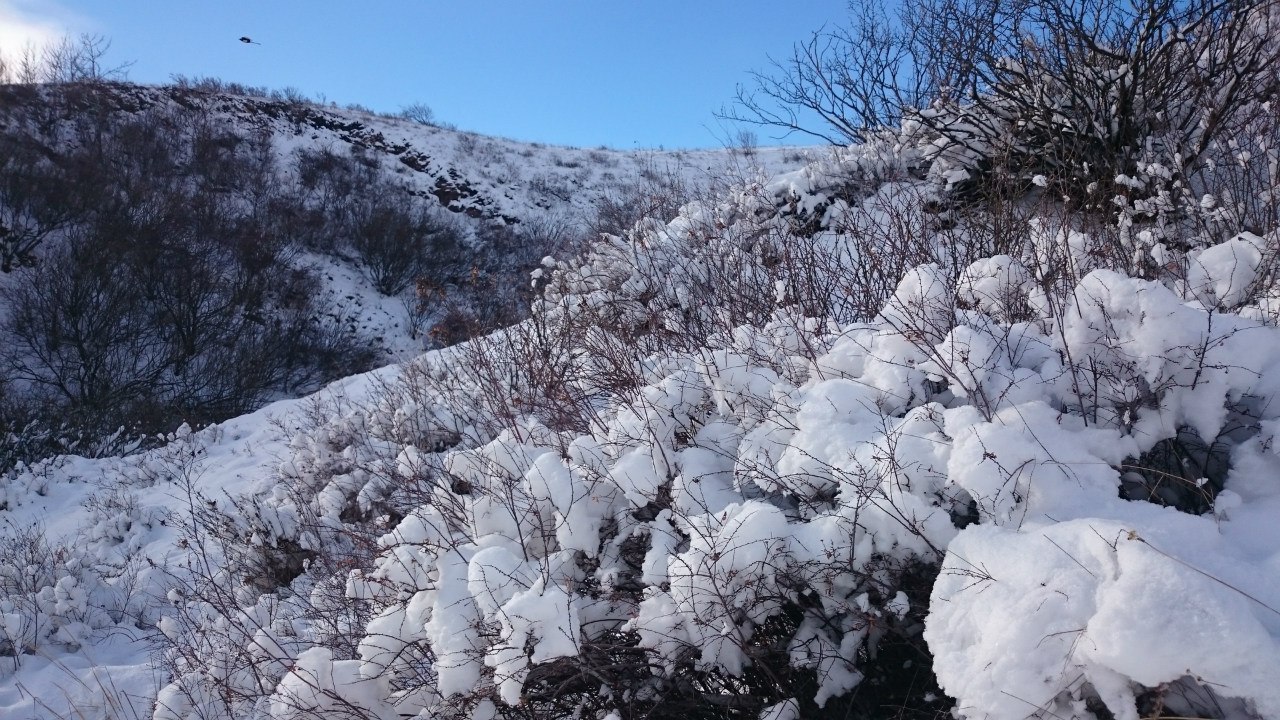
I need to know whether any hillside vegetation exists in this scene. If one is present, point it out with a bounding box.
[3,2,1280,719]
[0,77,801,469]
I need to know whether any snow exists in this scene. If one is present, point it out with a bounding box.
[5,89,1280,720]
[0,364,399,719]
[1185,233,1267,310]
[929,513,1280,720]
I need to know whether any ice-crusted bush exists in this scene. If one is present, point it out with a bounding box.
[149,400,389,720]
[322,330,963,720]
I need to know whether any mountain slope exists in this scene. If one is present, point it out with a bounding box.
[0,81,812,464]
[3,116,1280,720]
[0,81,808,226]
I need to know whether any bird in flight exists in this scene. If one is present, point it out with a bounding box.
[239,36,260,45]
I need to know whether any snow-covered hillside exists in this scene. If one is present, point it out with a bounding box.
[0,81,812,465]
[5,102,1280,720]
[0,82,810,359]
[0,82,808,228]
[10,0,1280,714]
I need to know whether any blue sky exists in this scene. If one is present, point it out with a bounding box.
[3,0,845,149]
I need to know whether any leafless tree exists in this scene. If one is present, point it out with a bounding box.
[3,33,131,85]
[720,0,1025,143]
[940,0,1280,201]
[0,103,380,442]
[721,0,1280,191]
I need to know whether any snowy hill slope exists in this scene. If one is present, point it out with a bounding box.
[0,366,391,718]
[0,81,808,228]
[4,110,1280,720]
[0,81,812,462]
[0,80,812,361]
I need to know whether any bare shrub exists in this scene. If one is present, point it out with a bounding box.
[720,0,1013,143]
[0,103,377,445]
[0,128,95,271]
[588,159,691,239]
[397,102,436,125]
[726,0,1280,234]
[350,201,467,296]
[5,33,131,85]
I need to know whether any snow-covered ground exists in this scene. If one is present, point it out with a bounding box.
[4,102,1280,720]
[0,365,396,718]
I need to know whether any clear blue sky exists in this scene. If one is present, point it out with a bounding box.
[7,0,846,149]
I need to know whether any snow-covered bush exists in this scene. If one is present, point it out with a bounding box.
[912,0,1280,280]
[0,518,85,660]
[0,463,160,673]
[744,0,1280,227]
